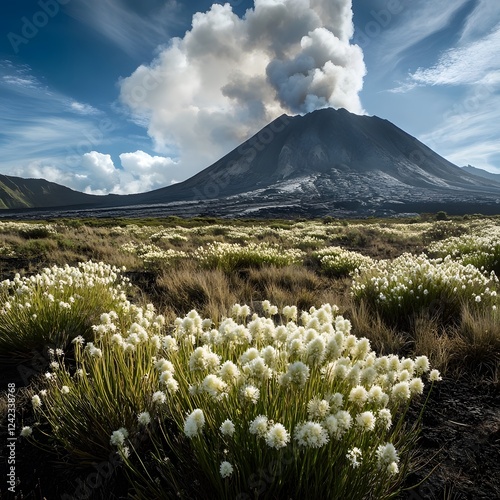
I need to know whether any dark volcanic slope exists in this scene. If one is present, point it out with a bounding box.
[127,108,500,210]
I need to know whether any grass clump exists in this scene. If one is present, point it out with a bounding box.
[31,302,167,464]
[351,253,499,328]
[428,231,500,275]
[119,303,439,499]
[0,261,130,361]
[193,242,304,272]
[312,246,374,277]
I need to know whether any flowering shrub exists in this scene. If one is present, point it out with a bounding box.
[121,303,439,499]
[121,242,187,268]
[31,302,167,462]
[0,261,130,358]
[193,242,305,272]
[312,246,374,277]
[351,253,499,326]
[428,228,500,275]
[0,221,58,238]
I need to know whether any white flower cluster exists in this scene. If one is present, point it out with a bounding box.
[428,225,500,274]
[121,242,187,266]
[313,246,374,276]
[89,303,166,354]
[192,242,305,269]
[1,261,127,299]
[352,253,499,311]
[165,303,439,481]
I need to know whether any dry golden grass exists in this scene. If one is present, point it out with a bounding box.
[1,217,498,379]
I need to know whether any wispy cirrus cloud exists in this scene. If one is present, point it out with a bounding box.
[66,0,183,57]
[409,26,500,87]
[374,0,470,68]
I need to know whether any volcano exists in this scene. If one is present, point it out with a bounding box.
[2,108,500,218]
[120,107,500,217]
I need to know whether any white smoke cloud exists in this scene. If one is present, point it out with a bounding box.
[119,0,365,182]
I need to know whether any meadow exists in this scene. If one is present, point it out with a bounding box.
[0,214,499,499]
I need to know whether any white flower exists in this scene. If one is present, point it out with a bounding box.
[284,361,310,387]
[356,411,376,431]
[202,374,227,398]
[138,411,151,426]
[249,415,268,437]
[429,369,442,382]
[220,419,235,437]
[20,426,32,437]
[391,381,411,401]
[376,443,399,468]
[346,447,362,468]
[307,398,330,420]
[219,361,240,383]
[414,355,430,375]
[72,335,85,345]
[409,378,424,395]
[323,415,338,436]
[265,423,290,449]
[110,429,127,447]
[241,385,260,404]
[184,409,205,438]
[378,409,393,430]
[334,410,352,437]
[61,385,70,394]
[219,461,233,478]
[387,462,399,475]
[294,422,329,448]
[349,385,368,406]
[31,395,42,409]
[152,391,167,404]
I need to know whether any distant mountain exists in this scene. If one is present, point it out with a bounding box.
[461,165,500,185]
[0,174,103,209]
[2,108,500,218]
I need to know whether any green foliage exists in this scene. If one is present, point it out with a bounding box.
[351,254,499,328]
[0,262,129,360]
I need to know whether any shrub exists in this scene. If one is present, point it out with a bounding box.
[312,247,374,277]
[0,262,130,360]
[428,231,500,275]
[351,254,499,327]
[31,303,166,464]
[121,304,439,499]
[193,242,304,272]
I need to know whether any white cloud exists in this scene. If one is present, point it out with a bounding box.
[67,0,181,57]
[70,101,101,115]
[11,150,176,195]
[119,0,365,182]
[373,0,470,67]
[410,26,500,86]
[418,86,500,173]
[460,0,500,43]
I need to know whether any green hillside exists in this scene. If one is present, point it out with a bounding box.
[0,174,100,209]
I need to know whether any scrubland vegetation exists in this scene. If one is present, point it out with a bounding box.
[0,214,499,499]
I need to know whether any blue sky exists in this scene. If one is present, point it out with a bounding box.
[1,0,499,194]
